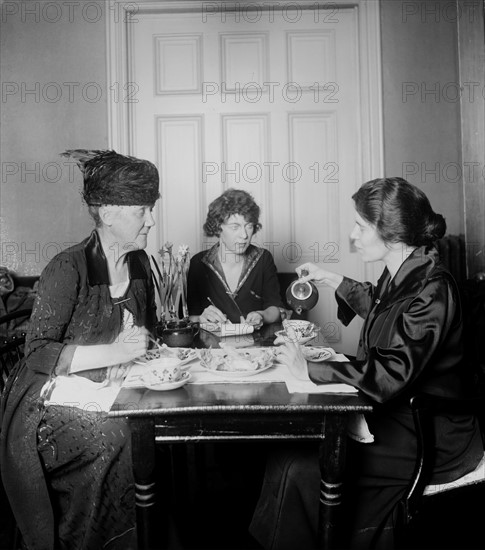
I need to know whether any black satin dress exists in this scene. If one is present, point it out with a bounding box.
[0,231,157,550]
[250,246,483,549]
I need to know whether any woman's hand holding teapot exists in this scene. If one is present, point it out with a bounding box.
[296,262,343,290]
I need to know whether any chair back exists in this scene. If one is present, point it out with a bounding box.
[0,309,32,394]
[398,393,485,528]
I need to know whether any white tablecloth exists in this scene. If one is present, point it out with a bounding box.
[187,352,358,395]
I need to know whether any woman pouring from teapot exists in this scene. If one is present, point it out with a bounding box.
[251,177,482,550]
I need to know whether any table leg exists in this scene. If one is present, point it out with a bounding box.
[130,418,162,550]
[318,414,348,550]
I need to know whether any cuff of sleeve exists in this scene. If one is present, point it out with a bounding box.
[55,344,77,376]
[335,277,357,326]
[307,361,333,383]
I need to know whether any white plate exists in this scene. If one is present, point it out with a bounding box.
[144,371,191,391]
[199,348,275,377]
[199,361,274,378]
[274,330,317,345]
[301,347,334,362]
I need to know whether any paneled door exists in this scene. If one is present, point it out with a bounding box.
[108,0,383,354]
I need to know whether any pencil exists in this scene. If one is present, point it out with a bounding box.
[207,296,233,324]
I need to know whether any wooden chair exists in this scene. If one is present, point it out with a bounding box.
[0,309,31,549]
[397,393,485,549]
[436,235,467,285]
[0,309,31,394]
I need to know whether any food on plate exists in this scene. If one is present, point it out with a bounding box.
[175,348,196,361]
[199,348,274,372]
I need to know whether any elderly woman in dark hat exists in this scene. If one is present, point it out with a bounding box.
[0,150,160,550]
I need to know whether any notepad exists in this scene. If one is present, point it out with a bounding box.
[220,323,254,336]
[200,322,254,336]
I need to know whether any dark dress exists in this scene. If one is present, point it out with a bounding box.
[187,243,285,538]
[250,245,483,549]
[187,243,284,322]
[0,230,157,550]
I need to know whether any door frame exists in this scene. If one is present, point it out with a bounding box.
[106,0,384,284]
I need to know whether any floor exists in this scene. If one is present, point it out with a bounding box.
[0,478,20,550]
[0,441,265,550]
[396,485,484,550]
[1,446,483,550]
[166,442,265,550]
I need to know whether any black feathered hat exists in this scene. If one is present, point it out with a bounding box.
[61,149,160,206]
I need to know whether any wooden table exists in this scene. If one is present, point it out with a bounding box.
[110,378,373,550]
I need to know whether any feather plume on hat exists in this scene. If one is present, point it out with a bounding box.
[61,149,160,206]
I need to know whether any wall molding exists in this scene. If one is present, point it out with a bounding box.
[457,0,485,277]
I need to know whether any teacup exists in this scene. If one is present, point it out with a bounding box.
[283,320,317,338]
[144,358,182,384]
[275,320,319,344]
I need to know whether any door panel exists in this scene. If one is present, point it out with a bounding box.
[116,1,382,354]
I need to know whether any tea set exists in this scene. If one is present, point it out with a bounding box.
[137,270,325,390]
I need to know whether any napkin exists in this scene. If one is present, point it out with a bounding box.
[285,352,357,394]
[285,377,373,443]
[284,379,358,394]
[41,374,122,413]
[284,352,374,444]
[347,413,374,443]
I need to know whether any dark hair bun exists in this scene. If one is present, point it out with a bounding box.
[422,212,446,245]
[352,178,447,248]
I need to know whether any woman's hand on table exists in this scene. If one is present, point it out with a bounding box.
[200,304,228,324]
[112,325,149,362]
[274,326,310,381]
[244,311,264,329]
[69,326,150,373]
[296,262,343,290]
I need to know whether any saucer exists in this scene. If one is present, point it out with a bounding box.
[144,371,191,391]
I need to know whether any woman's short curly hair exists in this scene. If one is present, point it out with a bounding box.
[203,188,262,237]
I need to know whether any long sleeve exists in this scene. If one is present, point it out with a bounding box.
[335,276,376,326]
[25,254,80,376]
[309,275,462,403]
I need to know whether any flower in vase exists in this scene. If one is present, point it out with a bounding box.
[151,243,190,323]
